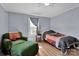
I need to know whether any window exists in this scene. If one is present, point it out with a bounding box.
[29,19,37,35]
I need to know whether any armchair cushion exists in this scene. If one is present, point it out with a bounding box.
[11,41,38,56]
[12,40,26,46]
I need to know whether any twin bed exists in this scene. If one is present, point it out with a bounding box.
[43,30,79,55]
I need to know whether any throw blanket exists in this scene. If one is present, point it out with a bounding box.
[58,36,79,48]
[56,36,79,53]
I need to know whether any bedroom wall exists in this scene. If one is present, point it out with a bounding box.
[39,17,51,34]
[8,12,50,41]
[0,5,8,40]
[50,7,79,39]
[8,12,28,36]
[0,5,8,48]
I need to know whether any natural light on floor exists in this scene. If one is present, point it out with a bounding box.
[39,46,42,48]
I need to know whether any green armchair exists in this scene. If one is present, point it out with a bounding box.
[1,32,39,56]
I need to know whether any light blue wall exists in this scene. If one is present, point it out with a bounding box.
[0,5,8,40]
[39,17,51,34]
[8,12,50,37]
[50,7,79,39]
[8,12,28,36]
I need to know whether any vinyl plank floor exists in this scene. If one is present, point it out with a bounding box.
[37,41,79,56]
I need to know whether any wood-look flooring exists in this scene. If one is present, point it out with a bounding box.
[37,41,79,56]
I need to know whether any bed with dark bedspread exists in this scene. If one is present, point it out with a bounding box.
[43,30,79,54]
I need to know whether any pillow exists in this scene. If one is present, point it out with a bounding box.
[46,34,58,42]
[9,32,21,40]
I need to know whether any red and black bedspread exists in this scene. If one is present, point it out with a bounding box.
[45,34,57,45]
[45,34,79,46]
[43,30,79,53]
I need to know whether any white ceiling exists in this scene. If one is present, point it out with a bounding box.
[1,3,79,18]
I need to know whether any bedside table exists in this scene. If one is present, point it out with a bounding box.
[36,34,42,42]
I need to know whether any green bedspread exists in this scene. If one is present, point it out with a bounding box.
[11,41,38,56]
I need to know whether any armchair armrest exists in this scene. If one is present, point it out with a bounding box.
[4,39,12,51]
[20,37,28,41]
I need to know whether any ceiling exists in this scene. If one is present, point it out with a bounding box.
[1,3,79,18]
